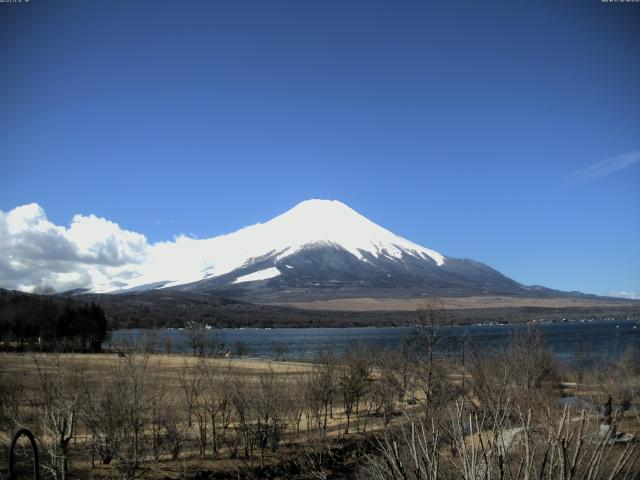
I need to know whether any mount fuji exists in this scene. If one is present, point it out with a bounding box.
[95,199,566,302]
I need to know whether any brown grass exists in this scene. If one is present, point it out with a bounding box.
[0,352,397,479]
[272,295,637,311]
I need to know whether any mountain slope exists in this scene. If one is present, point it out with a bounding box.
[96,199,448,293]
[176,244,536,302]
[90,198,584,302]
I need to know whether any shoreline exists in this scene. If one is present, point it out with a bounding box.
[112,315,640,331]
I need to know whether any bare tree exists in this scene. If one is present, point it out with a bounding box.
[364,414,440,480]
[33,356,77,480]
[149,383,184,462]
[163,335,173,355]
[364,401,640,480]
[503,326,560,411]
[255,368,285,466]
[305,346,338,435]
[123,350,150,474]
[183,324,207,356]
[338,344,371,434]
[230,376,253,462]
[86,349,152,479]
[616,345,640,428]
[193,384,209,458]
[179,362,201,428]
[0,365,25,443]
[232,340,249,358]
[215,368,234,453]
[138,329,160,353]
[273,342,288,361]
[373,350,404,425]
[288,373,308,437]
[205,330,225,357]
[405,298,456,416]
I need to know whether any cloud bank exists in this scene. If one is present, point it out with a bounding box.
[0,203,234,293]
[571,150,640,182]
[609,291,640,301]
[0,204,151,292]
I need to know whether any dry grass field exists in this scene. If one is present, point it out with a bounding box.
[1,328,639,480]
[0,350,417,479]
[276,295,638,311]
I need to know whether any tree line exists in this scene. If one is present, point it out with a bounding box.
[0,290,108,352]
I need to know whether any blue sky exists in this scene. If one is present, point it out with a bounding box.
[1,0,639,296]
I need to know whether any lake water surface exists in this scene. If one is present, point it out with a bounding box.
[109,319,640,363]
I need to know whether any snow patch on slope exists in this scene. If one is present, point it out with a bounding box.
[233,267,281,284]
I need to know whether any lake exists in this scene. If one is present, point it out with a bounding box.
[108,319,640,363]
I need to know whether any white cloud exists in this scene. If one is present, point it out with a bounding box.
[67,214,148,266]
[571,150,640,182]
[0,203,228,293]
[609,291,640,300]
[0,203,150,293]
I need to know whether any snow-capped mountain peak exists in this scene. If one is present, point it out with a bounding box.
[250,199,445,265]
[95,199,445,293]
